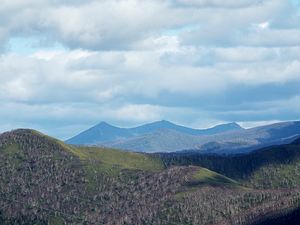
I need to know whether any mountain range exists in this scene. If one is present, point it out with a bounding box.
[66,120,243,144]
[66,120,300,154]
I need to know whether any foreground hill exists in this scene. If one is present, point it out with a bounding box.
[66,120,243,145]
[67,121,300,154]
[1,129,300,224]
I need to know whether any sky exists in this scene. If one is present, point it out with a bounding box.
[1,0,300,139]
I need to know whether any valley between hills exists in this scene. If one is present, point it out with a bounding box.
[1,125,300,224]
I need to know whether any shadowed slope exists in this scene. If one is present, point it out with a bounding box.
[159,137,300,188]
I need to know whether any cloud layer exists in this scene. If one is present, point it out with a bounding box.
[0,0,300,139]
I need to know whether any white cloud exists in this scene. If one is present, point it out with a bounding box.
[0,0,299,50]
[0,0,300,138]
[0,42,299,107]
[180,0,300,47]
[174,0,264,8]
[257,21,270,29]
[114,104,163,122]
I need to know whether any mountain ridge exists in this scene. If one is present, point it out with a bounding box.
[66,120,244,146]
[113,121,300,153]
[67,120,300,154]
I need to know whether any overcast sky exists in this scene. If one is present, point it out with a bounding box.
[1,0,300,139]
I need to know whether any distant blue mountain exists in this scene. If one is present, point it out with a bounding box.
[66,120,243,145]
[67,120,300,154]
[66,122,131,145]
[132,120,242,135]
[108,121,300,154]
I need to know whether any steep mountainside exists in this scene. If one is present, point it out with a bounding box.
[66,120,243,146]
[2,129,300,225]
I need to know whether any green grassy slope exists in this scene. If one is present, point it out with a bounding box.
[175,167,241,199]
[17,129,164,176]
[191,167,239,187]
[68,146,164,176]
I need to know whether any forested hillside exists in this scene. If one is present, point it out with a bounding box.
[1,129,300,224]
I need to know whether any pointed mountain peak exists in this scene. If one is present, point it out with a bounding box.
[155,120,174,125]
[95,121,116,128]
[139,120,178,128]
[98,121,109,125]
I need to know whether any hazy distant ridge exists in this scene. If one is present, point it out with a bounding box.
[66,120,243,145]
[67,120,300,154]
